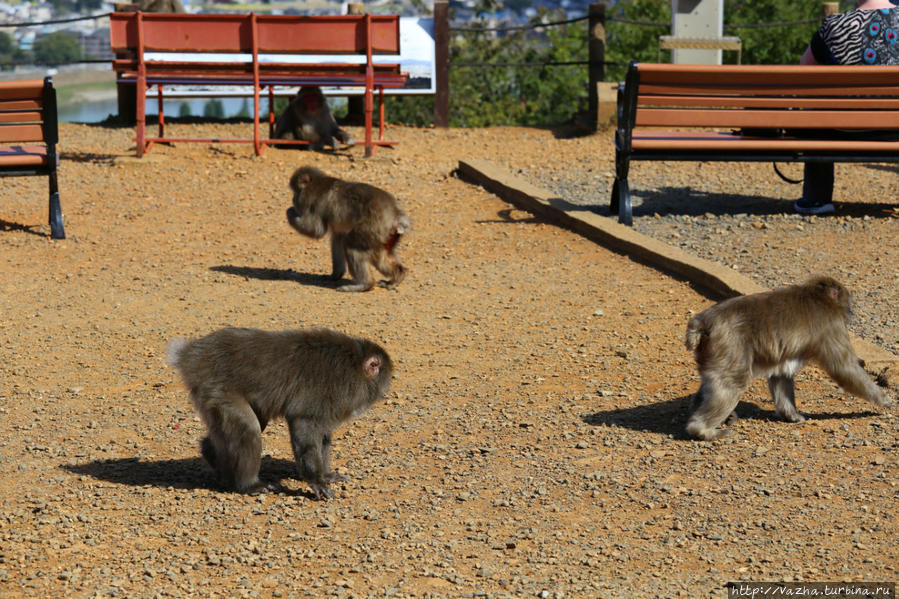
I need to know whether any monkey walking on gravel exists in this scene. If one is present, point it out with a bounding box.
[167,327,393,498]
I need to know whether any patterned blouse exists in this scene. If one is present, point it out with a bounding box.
[810,7,899,65]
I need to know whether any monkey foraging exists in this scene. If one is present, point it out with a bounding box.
[273,86,354,150]
[167,327,393,498]
[286,166,410,292]
[685,276,891,440]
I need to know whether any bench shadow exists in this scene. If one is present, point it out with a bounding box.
[210,265,336,290]
[583,396,880,439]
[613,187,898,220]
[61,456,315,498]
[0,218,44,237]
[63,151,120,165]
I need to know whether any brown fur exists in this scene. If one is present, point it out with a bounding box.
[685,276,891,440]
[273,86,354,150]
[286,166,410,292]
[167,327,393,498]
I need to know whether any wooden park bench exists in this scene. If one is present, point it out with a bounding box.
[612,61,899,225]
[0,77,64,239]
[110,11,408,158]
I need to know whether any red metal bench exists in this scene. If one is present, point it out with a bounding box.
[110,11,408,157]
[0,77,64,239]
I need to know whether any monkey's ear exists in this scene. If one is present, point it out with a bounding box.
[364,356,381,377]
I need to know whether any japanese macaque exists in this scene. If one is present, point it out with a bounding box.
[685,276,891,440]
[167,327,393,498]
[286,166,410,292]
[273,86,354,150]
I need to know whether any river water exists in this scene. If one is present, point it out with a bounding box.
[58,96,261,123]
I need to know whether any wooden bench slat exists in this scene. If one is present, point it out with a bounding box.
[632,131,899,152]
[0,111,42,123]
[635,108,899,129]
[0,99,42,111]
[0,124,45,142]
[636,63,899,86]
[637,94,899,110]
[0,79,44,98]
[638,82,899,97]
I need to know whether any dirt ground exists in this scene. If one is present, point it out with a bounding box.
[0,122,896,599]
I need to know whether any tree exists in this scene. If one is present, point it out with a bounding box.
[203,99,225,119]
[0,31,15,55]
[32,32,82,64]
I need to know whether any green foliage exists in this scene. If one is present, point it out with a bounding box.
[0,31,15,55]
[32,32,81,64]
[178,102,192,117]
[236,98,251,119]
[385,95,434,126]
[446,7,587,127]
[604,0,669,82]
[724,0,822,65]
[202,99,225,119]
[605,0,832,80]
[0,30,16,71]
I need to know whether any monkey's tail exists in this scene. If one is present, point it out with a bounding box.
[684,317,706,351]
[166,337,188,367]
[396,213,411,235]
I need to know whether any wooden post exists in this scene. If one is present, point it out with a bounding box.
[587,3,606,132]
[822,2,839,18]
[433,1,449,128]
[345,3,365,125]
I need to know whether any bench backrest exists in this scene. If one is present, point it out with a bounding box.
[622,61,899,131]
[109,12,401,56]
[0,77,57,145]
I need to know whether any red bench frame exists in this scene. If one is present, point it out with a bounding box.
[110,11,408,157]
[0,77,64,239]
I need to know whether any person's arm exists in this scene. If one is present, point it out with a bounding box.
[800,45,822,65]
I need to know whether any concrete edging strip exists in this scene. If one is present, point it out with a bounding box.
[457,157,897,370]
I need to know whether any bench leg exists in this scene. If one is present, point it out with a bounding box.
[611,177,632,226]
[48,170,64,239]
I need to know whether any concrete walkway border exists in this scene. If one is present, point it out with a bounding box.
[457,158,898,376]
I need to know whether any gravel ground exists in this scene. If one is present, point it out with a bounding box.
[0,122,896,599]
[525,138,899,356]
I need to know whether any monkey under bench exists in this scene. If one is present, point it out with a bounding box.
[612,61,899,225]
[110,11,409,158]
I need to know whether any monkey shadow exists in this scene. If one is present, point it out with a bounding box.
[583,396,879,439]
[62,456,317,498]
[583,395,693,440]
[210,265,337,290]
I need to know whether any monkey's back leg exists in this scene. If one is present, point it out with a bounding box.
[768,371,806,423]
[338,248,376,292]
[686,373,748,440]
[195,391,265,493]
[372,245,406,290]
